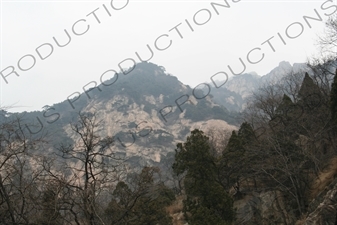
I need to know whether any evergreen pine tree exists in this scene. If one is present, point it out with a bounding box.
[298,73,322,109]
[105,168,174,225]
[173,129,235,225]
[220,123,255,194]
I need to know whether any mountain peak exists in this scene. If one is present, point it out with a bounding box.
[278,61,292,68]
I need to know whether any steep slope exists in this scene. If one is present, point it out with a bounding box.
[225,72,261,99]
[209,61,309,111]
[7,62,239,170]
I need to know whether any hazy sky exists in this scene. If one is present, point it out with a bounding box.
[0,0,336,112]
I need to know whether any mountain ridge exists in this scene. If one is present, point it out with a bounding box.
[209,61,309,111]
[4,62,238,170]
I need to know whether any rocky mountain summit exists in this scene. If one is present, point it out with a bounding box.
[8,62,238,171]
[3,60,337,225]
[210,61,309,111]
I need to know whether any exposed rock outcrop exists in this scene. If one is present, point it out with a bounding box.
[303,178,337,225]
[234,190,295,225]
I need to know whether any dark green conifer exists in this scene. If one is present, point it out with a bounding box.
[173,129,234,225]
[298,73,322,109]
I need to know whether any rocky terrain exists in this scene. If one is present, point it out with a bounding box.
[4,60,337,225]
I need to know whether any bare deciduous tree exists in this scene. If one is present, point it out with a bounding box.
[0,110,47,224]
[43,111,124,225]
[318,14,337,56]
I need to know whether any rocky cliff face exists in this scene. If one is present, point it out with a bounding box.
[11,62,238,172]
[210,61,309,111]
[64,63,238,168]
[302,178,337,225]
[234,190,296,225]
[232,153,337,225]
[225,73,261,99]
[71,96,237,166]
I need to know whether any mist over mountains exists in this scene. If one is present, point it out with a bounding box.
[209,61,309,111]
[2,61,310,169]
[2,58,337,224]
[0,59,317,181]
[4,62,240,169]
